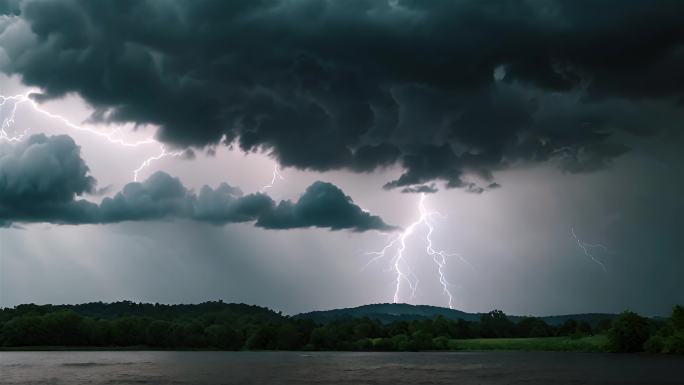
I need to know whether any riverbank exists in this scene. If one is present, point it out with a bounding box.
[0,335,609,353]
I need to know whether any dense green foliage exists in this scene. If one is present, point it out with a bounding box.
[0,302,679,353]
[644,305,684,354]
[604,306,684,353]
[0,301,292,349]
[607,311,652,352]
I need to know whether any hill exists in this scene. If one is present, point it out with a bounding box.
[2,301,617,327]
[2,301,676,352]
[295,303,616,326]
[0,301,283,323]
[295,303,481,324]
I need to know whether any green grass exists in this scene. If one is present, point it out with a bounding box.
[448,335,608,352]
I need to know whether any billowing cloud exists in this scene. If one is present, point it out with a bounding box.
[0,135,393,231]
[0,134,94,200]
[192,184,273,225]
[98,172,195,223]
[0,134,98,223]
[256,181,393,232]
[1,0,682,190]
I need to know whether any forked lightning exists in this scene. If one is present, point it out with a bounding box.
[0,91,184,180]
[366,193,472,309]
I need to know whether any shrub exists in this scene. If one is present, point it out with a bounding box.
[644,334,665,353]
[432,336,450,350]
[607,311,651,352]
[663,332,684,354]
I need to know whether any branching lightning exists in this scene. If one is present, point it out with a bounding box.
[0,91,184,180]
[260,164,284,193]
[1,93,30,142]
[133,146,186,182]
[365,193,472,309]
[571,227,609,272]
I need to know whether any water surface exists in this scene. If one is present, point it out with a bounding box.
[2,351,683,384]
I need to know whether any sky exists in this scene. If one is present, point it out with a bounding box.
[0,0,682,316]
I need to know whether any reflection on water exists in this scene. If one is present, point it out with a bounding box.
[1,351,683,385]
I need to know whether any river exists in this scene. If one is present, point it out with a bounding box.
[2,351,682,384]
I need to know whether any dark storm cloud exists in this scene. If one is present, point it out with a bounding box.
[256,181,393,231]
[99,173,393,231]
[0,135,392,231]
[1,0,682,190]
[98,172,194,223]
[0,0,19,15]
[109,174,393,231]
[0,134,99,224]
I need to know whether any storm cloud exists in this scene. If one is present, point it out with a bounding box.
[1,0,681,191]
[0,133,98,223]
[256,181,391,231]
[0,134,393,231]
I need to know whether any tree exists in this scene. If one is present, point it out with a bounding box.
[595,318,613,333]
[245,324,277,350]
[205,324,241,350]
[309,326,339,349]
[111,316,148,346]
[146,320,171,347]
[576,321,592,336]
[177,321,206,347]
[276,323,303,350]
[480,310,514,338]
[558,319,578,336]
[432,316,450,337]
[671,305,684,330]
[89,319,113,346]
[516,317,552,337]
[42,310,86,346]
[391,334,414,351]
[644,305,684,354]
[450,319,475,338]
[411,330,434,350]
[2,316,47,346]
[432,336,450,350]
[608,311,651,352]
[352,318,380,340]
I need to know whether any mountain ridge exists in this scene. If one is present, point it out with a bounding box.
[294,303,617,326]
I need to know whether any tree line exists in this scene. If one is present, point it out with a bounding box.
[0,301,681,353]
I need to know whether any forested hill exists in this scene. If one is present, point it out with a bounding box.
[294,303,617,326]
[0,301,680,353]
[295,303,481,324]
[0,301,282,322]
[0,301,618,327]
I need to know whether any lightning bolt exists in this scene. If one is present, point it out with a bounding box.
[133,146,186,182]
[365,193,471,309]
[260,164,284,193]
[571,227,609,272]
[0,91,183,180]
[1,93,30,142]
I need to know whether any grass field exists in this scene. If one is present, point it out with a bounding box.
[448,335,608,352]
